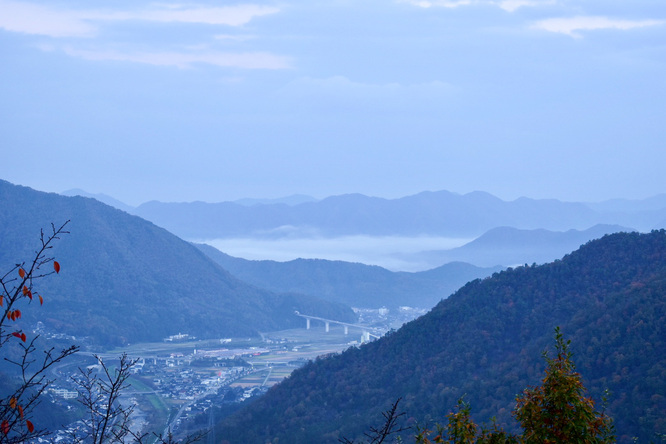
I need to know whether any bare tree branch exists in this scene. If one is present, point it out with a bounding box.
[0,221,75,444]
[69,353,146,443]
[339,398,409,444]
[70,354,205,444]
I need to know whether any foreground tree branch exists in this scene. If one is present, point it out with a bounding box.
[69,353,205,444]
[0,221,78,443]
[339,398,409,444]
[69,353,145,443]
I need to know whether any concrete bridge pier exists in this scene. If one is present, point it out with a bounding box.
[344,325,349,335]
[306,318,311,330]
[325,321,330,333]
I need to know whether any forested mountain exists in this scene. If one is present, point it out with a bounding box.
[195,243,502,309]
[132,191,666,240]
[217,231,666,443]
[0,180,355,345]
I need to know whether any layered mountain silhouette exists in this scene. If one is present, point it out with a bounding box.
[132,191,600,239]
[217,230,666,443]
[401,224,631,267]
[61,188,136,214]
[0,180,355,345]
[195,243,502,309]
[129,191,666,240]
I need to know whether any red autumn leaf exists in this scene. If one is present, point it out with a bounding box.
[21,333,27,342]
[10,311,16,321]
[22,285,29,296]
[0,295,3,306]
[27,291,32,301]
[39,295,44,305]
[1,419,9,435]
[10,397,17,409]
[18,268,25,278]
[6,311,10,320]
[53,261,60,274]
[14,309,21,319]
[12,332,21,339]
[18,405,24,419]
[26,420,34,433]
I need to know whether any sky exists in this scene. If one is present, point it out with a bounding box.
[1,0,665,206]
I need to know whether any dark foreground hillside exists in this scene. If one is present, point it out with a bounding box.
[0,180,355,345]
[217,231,666,443]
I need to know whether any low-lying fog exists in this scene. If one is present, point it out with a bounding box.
[203,235,472,272]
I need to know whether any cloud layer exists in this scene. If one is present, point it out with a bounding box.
[54,47,290,69]
[531,16,664,37]
[2,0,666,206]
[401,0,555,11]
[0,0,97,37]
[0,1,280,37]
[0,1,285,69]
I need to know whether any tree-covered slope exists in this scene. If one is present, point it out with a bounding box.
[195,243,501,309]
[217,231,666,443]
[0,180,355,345]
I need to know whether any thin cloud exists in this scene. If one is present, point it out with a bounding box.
[57,47,291,70]
[118,5,280,27]
[279,76,458,98]
[2,1,287,70]
[0,1,280,38]
[532,16,665,38]
[400,0,555,10]
[0,0,96,37]
[498,0,556,13]
[214,34,257,42]
[272,76,458,114]
[399,0,474,8]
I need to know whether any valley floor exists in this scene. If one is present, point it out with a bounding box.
[39,307,426,442]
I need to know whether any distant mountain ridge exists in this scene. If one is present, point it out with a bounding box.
[61,188,136,214]
[216,230,666,443]
[130,190,666,240]
[0,180,355,345]
[233,194,318,206]
[195,243,503,309]
[586,194,666,212]
[401,224,631,267]
[132,191,601,239]
[58,188,666,242]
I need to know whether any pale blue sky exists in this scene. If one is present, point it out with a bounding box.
[1,0,665,205]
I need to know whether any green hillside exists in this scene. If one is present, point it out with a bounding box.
[0,180,355,345]
[217,231,666,443]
